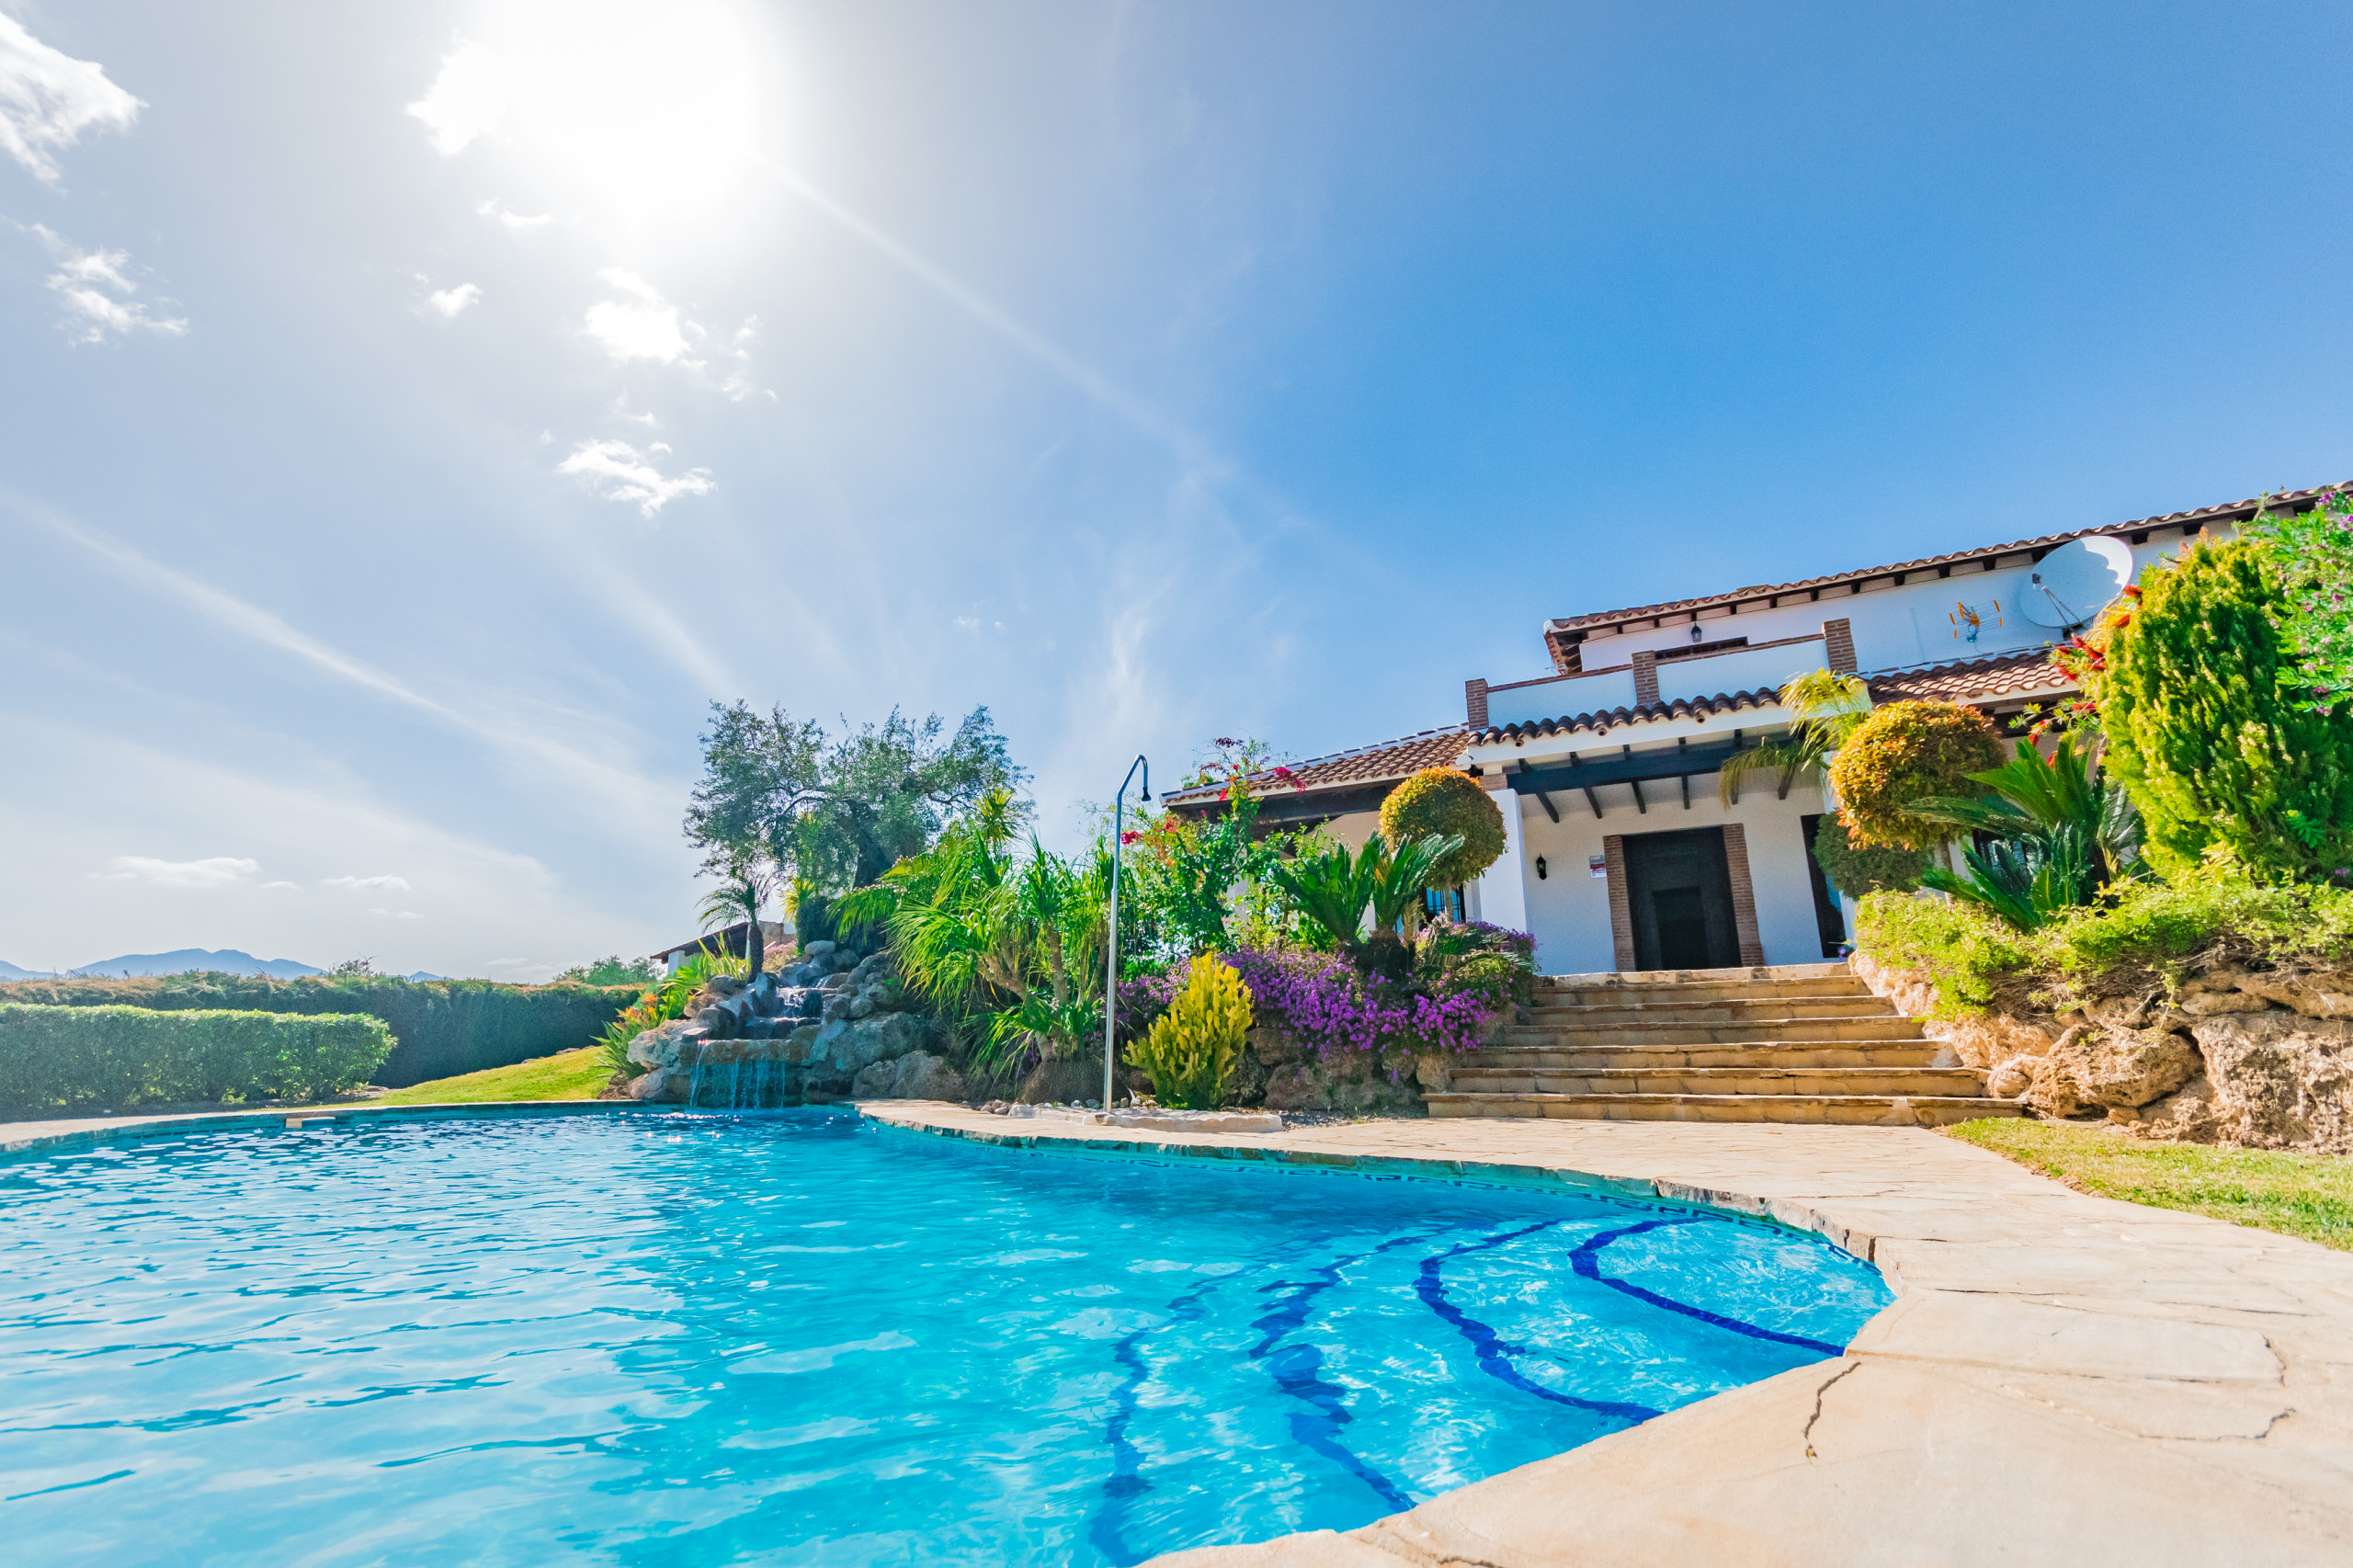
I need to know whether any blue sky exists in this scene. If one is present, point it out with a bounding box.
[5,1,2349,977]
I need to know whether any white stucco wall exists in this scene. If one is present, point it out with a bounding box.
[1511,778,1831,975]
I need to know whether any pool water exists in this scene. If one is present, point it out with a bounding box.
[0,1110,1890,1565]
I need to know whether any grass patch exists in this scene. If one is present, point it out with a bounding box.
[370,1047,613,1106]
[1943,1118,2353,1252]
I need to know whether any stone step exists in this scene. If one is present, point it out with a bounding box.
[1540,963,1858,987]
[1459,1042,1950,1070]
[1496,1017,1929,1047]
[1424,1091,2024,1127]
[1445,1065,1989,1097]
[1528,995,1902,1025]
[1543,979,1872,1003]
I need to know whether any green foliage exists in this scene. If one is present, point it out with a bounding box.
[697,860,778,979]
[2102,537,2353,880]
[1909,738,2148,929]
[1126,955,1250,1108]
[554,955,661,986]
[1377,769,1506,888]
[0,972,637,1088]
[1811,817,1931,899]
[1855,858,2353,1019]
[843,791,1109,1085]
[1265,832,1463,961]
[2250,487,2353,712]
[1827,699,2006,850]
[0,1005,392,1113]
[1413,919,1539,1015]
[1720,669,1872,804]
[1851,892,2039,1017]
[685,700,1022,894]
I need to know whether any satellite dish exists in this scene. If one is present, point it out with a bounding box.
[2018,536,2134,630]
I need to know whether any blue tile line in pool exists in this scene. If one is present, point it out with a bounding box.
[1088,1209,1854,1564]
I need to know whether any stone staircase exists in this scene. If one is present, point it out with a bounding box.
[1425,962,2023,1126]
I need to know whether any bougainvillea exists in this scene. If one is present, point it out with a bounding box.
[1826,699,2005,850]
[1222,949,1505,1058]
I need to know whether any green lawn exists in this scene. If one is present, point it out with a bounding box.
[1943,1118,2353,1253]
[370,1046,615,1106]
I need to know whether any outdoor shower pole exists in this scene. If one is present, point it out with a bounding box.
[1105,754,1150,1109]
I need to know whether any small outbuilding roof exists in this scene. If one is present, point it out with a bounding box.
[1159,726,1469,816]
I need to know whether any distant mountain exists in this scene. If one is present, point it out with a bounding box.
[404,971,447,983]
[65,949,324,980]
[0,959,56,982]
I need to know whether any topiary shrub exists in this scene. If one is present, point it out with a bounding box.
[2102,538,2353,880]
[1811,816,1932,899]
[1827,699,2005,849]
[1126,954,1251,1108]
[1378,768,1506,889]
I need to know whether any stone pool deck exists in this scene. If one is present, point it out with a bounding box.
[866,1103,2353,1567]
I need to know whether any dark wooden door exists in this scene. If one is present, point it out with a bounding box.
[1622,827,1741,971]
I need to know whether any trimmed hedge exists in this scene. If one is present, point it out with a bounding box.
[0,974,638,1087]
[0,1005,392,1113]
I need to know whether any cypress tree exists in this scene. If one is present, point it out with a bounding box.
[2102,538,2353,879]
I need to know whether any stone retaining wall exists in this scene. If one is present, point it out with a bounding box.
[1851,949,2353,1152]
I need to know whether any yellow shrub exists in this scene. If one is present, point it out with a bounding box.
[1127,955,1252,1109]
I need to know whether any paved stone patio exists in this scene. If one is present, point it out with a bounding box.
[9,1099,2349,1563]
[867,1104,2353,1567]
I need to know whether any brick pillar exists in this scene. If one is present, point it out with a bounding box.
[1465,677,1489,730]
[1721,823,1766,967]
[1631,650,1660,707]
[1823,618,1857,674]
[1603,835,1635,971]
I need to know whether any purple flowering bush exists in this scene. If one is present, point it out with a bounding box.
[1113,916,1537,1064]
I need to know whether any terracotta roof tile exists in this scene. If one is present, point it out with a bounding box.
[1866,650,2076,706]
[1540,483,2346,669]
[1158,726,1469,806]
[1472,687,1784,746]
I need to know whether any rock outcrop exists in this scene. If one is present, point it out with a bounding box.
[1854,948,2353,1152]
[623,944,961,1108]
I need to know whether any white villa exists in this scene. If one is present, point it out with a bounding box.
[1166,486,2328,976]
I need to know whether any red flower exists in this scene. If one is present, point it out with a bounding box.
[1120,830,1142,845]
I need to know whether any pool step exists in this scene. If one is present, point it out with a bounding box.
[1435,963,2019,1126]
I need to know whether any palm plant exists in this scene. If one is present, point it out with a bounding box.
[1267,831,1462,963]
[1718,669,1872,804]
[1906,737,2148,929]
[838,789,1110,1084]
[696,859,778,980]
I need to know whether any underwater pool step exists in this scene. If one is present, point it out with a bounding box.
[1424,1091,2023,1126]
[1444,1065,1990,1097]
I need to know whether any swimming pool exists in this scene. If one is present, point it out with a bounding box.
[0,1109,1890,1565]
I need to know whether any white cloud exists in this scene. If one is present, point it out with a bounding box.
[406,40,505,156]
[94,855,258,889]
[325,874,412,892]
[0,15,142,185]
[369,907,426,921]
[584,267,695,364]
[557,437,713,516]
[257,881,300,892]
[475,197,551,231]
[424,281,482,319]
[29,225,187,343]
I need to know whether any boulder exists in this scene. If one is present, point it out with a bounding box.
[801,940,837,961]
[1985,1056,2036,1098]
[2025,1026,2198,1118]
[2182,1012,2353,1151]
[851,1059,898,1099]
[847,991,879,1020]
[1414,1054,1453,1093]
[830,1011,927,1074]
[892,1051,966,1101]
